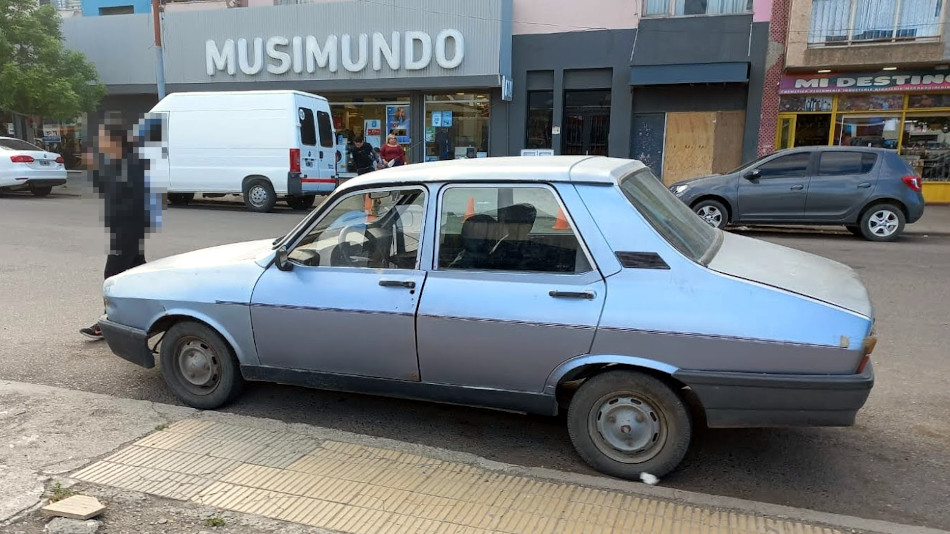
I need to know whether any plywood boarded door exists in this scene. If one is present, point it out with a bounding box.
[711,110,746,175]
[662,112,716,185]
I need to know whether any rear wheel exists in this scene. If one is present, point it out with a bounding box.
[168,193,194,206]
[243,179,277,213]
[859,203,905,242]
[692,199,728,229]
[567,370,692,480]
[286,194,316,210]
[160,321,245,410]
[30,186,52,197]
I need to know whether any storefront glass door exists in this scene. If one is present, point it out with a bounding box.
[562,90,610,156]
[776,115,795,149]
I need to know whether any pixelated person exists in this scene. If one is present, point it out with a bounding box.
[80,111,157,340]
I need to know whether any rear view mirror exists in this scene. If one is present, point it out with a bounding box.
[744,169,761,180]
[274,246,293,271]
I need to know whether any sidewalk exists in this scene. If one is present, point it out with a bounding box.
[2,381,947,534]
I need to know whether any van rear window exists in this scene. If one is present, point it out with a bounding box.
[298,108,317,146]
[317,110,334,148]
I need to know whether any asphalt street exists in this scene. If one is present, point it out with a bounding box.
[1,191,948,530]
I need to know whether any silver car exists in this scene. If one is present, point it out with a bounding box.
[100,156,876,479]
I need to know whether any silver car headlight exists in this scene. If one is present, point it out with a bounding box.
[672,184,689,195]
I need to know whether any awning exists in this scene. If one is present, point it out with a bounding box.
[629,62,749,86]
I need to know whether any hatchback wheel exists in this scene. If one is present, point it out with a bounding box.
[567,370,691,480]
[692,200,728,229]
[160,321,245,409]
[859,203,905,242]
[243,178,277,213]
[30,186,52,197]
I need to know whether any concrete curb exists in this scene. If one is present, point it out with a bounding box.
[1,380,946,534]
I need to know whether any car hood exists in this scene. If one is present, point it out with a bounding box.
[707,232,873,318]
[672,174,724,187]
[128,239,275,274]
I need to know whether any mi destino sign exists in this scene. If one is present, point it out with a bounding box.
[156,0,510,86]
[205,30,465,77]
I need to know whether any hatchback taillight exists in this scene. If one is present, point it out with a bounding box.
[901,175,922,192]
[10,155,34,163]
[55,156,64,164]
[290,148,301,173]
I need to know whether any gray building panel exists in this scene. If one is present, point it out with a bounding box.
[62,14,156,87]
[632,14,756,66]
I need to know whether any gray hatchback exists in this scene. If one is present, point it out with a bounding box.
[669,146,925,241]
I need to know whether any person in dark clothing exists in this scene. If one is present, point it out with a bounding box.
[350,135,378,175]
[80,113,151,340]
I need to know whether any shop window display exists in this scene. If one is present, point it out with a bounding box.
[837,94,905,111]
[834,114,901,148]
[330,97,409,173]
[900,116,950,181]
[424,93,490,161]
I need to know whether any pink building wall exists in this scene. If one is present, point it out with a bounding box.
[512,0,640,34]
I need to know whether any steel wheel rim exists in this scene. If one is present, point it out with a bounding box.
[869,209,899,237]
[248,185,269,207]
[175,337,221,395]
[588,392,667,464]
[696,206,723,227]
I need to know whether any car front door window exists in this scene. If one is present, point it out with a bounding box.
[755,153,811,179]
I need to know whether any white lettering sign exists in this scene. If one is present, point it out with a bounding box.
[205,30,465,77]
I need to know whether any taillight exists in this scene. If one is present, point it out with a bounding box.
[55,156,64,164]
[289,149,301,173]
[902,175,922,192]
[10,155,34,163]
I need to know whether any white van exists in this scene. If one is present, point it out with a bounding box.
[144,90,338,212]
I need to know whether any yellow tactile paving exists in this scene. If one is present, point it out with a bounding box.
[73,420,850,534]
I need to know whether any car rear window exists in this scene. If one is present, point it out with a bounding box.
[0,138,42,151]
[317,110,334,148]
[619,169,719,264]
[298,107,317,146]
[818,151,877,176]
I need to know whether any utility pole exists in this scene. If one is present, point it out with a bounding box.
[152,0,166,100]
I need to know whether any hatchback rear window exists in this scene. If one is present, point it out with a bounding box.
[0,139,42,151]
[298,108,317,146]
[317,110,334,148]
[818,152,877,176]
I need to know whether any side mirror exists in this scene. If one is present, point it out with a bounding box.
[744,169,761,180]
[274,246,294,271]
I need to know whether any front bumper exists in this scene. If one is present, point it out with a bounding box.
[674,362,874,428]
[99,318,155,369]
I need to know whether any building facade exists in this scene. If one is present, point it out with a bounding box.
[762,0,950,203]
[61,0,777,182]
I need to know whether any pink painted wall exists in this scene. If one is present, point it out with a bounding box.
[513,0,639,35]
[753,0,774,22]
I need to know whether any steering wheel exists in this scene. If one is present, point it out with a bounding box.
[336,224,379,267]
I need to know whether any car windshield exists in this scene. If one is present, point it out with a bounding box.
[619,168,720,264]
[0,138,43,151]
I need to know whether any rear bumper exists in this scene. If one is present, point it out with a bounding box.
[906,198,925,223]
[24,178,67,188]
[99,318,155,369]
[674,362,874,427]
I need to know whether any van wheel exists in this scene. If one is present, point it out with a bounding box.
[859,203,905,242]
[286,195,316,210]
[567,370,691,480]
[160,321,245,410]
[30,186,52,197]
[168,193,194,206]
[243,179,277,213]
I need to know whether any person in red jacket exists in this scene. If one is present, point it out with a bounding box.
[379,134,407,167]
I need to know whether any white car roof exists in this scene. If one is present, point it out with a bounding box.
[340,156,646,190]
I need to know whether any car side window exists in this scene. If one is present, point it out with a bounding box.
[438,186,591,274]
[818,152,877,176]
[288,188,425,269]
[317,110,334,148]
[298,107,317,147]
[756,153,811,179]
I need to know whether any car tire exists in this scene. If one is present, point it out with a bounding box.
[859,203,905,242]
[243,178,277,213]
[159,321,245,410]
[168,193,194,206]
[567,370,692,480]
[30,186,52,197]
[692,199,728,229]
[286,194,316,210]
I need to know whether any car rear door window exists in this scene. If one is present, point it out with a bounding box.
[317,110,334,148]
[298,107,317,146]
[818,152,877,176]
[756,153,811,178]
[0,138,43,151]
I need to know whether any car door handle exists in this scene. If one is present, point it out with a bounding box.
[379,280,416,289]
[858,182,872,188]
[790,184,804,191]
[549,290,595,300]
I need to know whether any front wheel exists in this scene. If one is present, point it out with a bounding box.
[692,199,728,229]
[859,203,905,242]
[160,321,245,410]
[567,371,692,480]
[286,194,316,210]
[243,179,277,213]
[30,186,52,197]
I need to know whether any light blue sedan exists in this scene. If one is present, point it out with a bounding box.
[99,156,876,479]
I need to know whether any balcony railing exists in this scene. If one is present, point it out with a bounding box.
[808,0,945,45]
